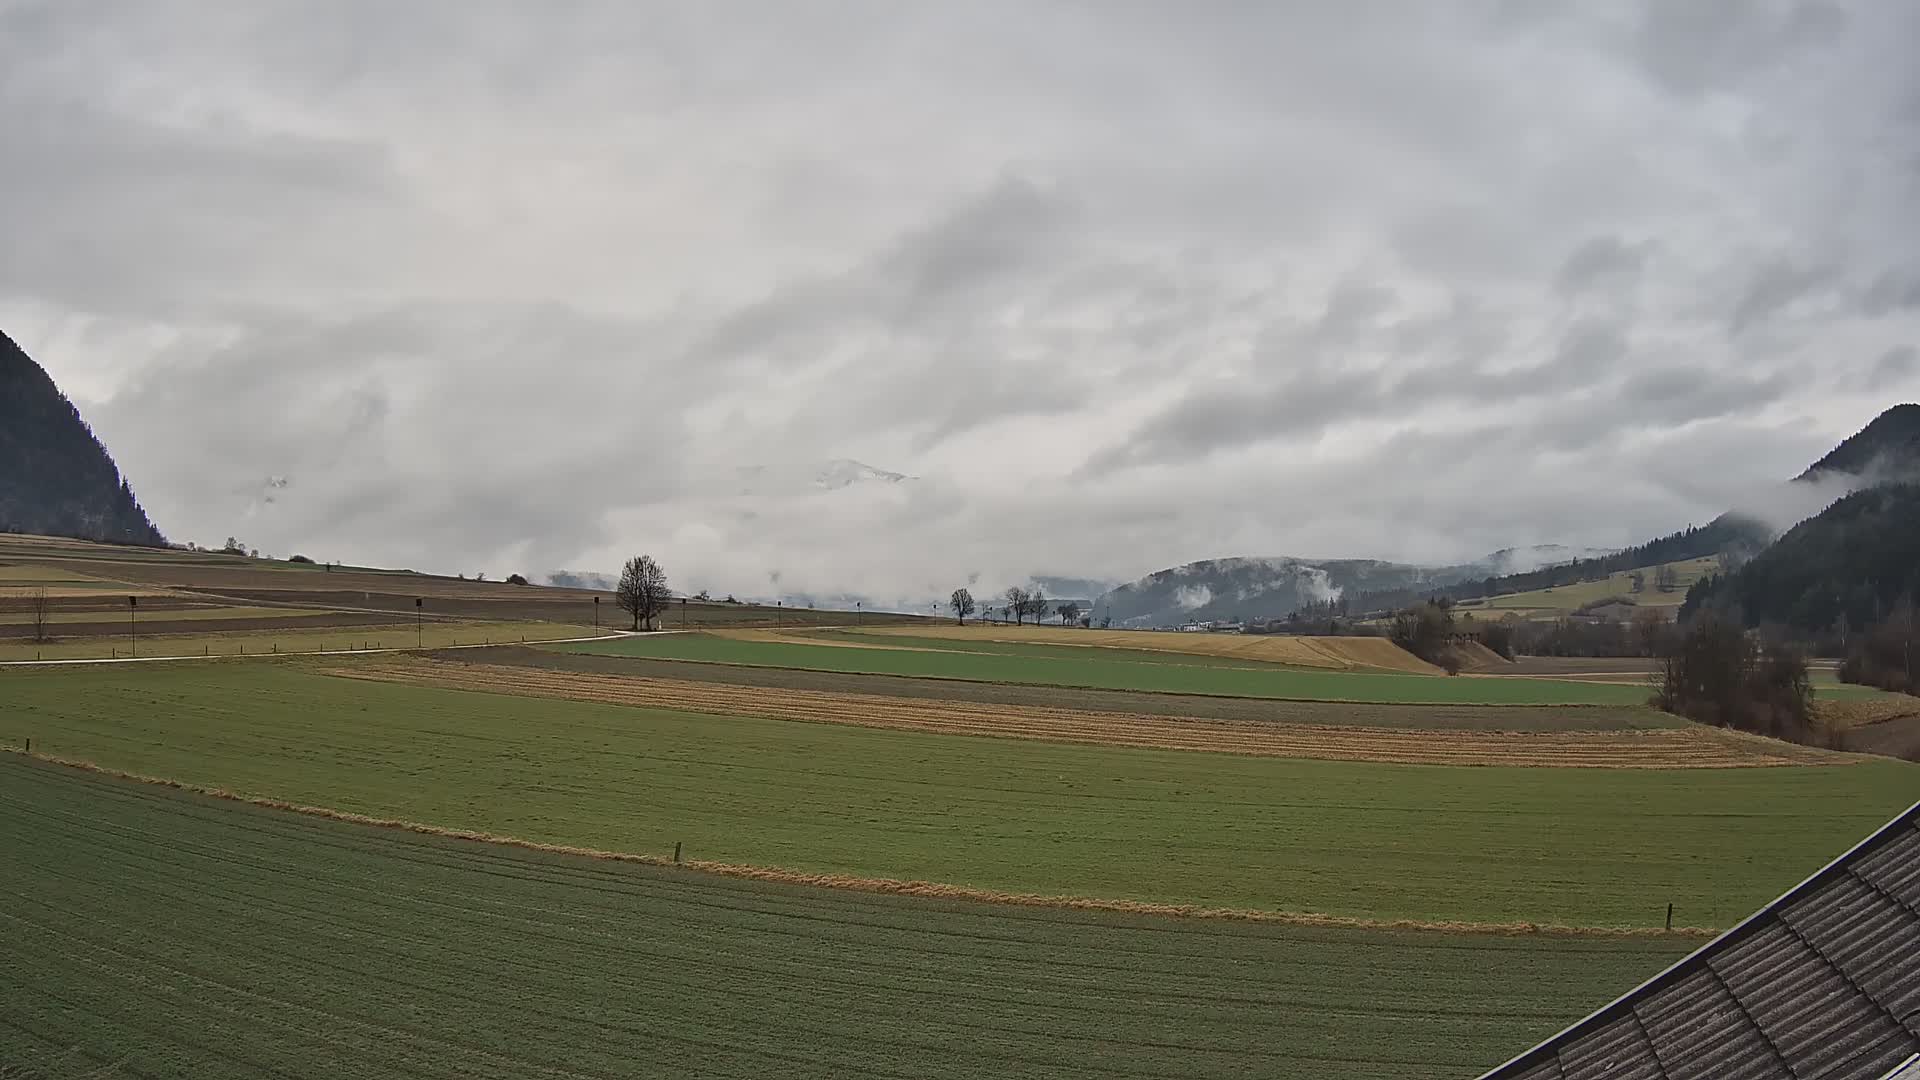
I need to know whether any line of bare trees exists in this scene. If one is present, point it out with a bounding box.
[969,586,1082,626]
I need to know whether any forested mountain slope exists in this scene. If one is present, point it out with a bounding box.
[0,329,164,545]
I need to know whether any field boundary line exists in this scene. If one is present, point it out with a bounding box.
[0,631,675,668]
[1,748,1718,940]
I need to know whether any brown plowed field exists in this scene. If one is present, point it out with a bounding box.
[859,624,1445,673]
[327,657,1844,768]
[472,645,1681,731]
[1818,696,1920,761]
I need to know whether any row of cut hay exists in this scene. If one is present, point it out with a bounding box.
[4,749,1716,939]
[1814,696,1920,729]
[851,623,1447,674]
[330,657,1846,768]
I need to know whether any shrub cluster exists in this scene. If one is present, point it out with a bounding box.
[1838,606,1917,696]
[1653,614,1813,742]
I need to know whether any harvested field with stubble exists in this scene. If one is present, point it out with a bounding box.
[840,624,1446,672]
[479,645,1682,731]
[336,656,1838,768]
[557,632,1654,704]
[0,755,1692,1080]
[5,661,1915,928]
[1819,695,1920,761]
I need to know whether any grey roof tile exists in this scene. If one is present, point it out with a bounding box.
[1481,801,1920,1080]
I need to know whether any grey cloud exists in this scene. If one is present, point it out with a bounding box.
[1557,237,1650,295]
[1080,369,1376,475]
[83,303,691,574]
[0,86,404,319]
[1556,321,1629,372]
[1861,270,1920,316]
[3,0,1915,603]
[1633,0,1848,96]
[1316,282,1400,343]
[1729,260,1839,334]
[876,176,1077,313]
[1083,316,1622,477]
[1620,366,1791,427]
[1870,345,1917,383]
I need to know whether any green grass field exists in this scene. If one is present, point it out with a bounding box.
[4,662,1912,928]
[556,632,1656,705]
[0,604,334,626]
[809,628,1314,669]
[1456,558,1721,616]
[0,756,1690,1080]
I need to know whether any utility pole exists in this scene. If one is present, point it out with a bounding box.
[857,601,862,627]
[593,595,600,630]
[128,595,138,657]
[415,597,423,648]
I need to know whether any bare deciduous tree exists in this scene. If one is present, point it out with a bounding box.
[1004,586,1028,626]
[950,588,976,625]
[1056,601,1080,626]
[28,586,51,643]
[616,555,671,631]
[1025,584,1047,626]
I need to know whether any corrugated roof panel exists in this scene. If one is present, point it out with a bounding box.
[1556,1012,1666,1080]
[1855,826,1920,903]
[1730,924,1902,1076]
[1478,800,1920,1080]
[1643,969,1784,1077]
[1824,1036,1920,1080]
[1784,878,1917,1015]
[1879,1053,1920,1080]
[1509,1059,1565,1080]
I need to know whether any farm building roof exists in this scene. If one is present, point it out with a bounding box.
[1479,799,1920,1080]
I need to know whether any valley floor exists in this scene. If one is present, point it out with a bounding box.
[0,755,1688,1080]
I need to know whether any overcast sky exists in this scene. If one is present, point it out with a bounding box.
[4,1,1917,605]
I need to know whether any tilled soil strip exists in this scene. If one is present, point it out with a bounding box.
[328,657,1845,768]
